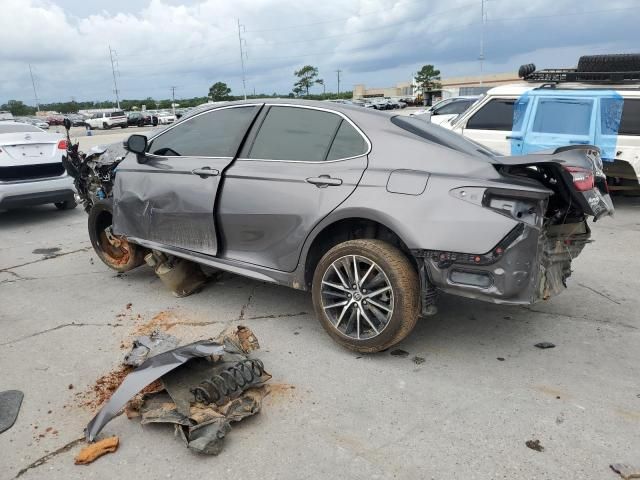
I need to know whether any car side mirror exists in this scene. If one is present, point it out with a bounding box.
[63,118,72,130]
[125,134,148,162]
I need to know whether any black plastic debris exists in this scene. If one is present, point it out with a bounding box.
[525,439,544,452]
[85,326,270,456]
[0,390,23,434]
[534,342,556,349]
[412,356,426,365]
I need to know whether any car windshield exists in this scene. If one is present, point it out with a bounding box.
[390,116,496,159]
[0,122,42,133]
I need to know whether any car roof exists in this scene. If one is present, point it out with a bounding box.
[487,83,640,97]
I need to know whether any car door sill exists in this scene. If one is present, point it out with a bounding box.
[127,237,296,287]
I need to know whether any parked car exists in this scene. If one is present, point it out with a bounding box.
[447,56,640,192]
[157,111,176,125]
[45,115,65,126]
[85,111,128,130]
[127,112,158,127]
[0,122,76,210]
[0,111,14,121]
[76,100,612,352]
[413,96,480,126]
[67,114,88,127]
[26,117,50,129]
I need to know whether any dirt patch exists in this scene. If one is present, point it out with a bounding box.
[132,310,181,335]
[75,365,132,410]
[264,383,296,404]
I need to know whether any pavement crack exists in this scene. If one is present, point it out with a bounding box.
[247,311,309,320]
[14,437,84,479]
[1,322,124,347]
[238,286,257,321]
[577,282,621,305]
[0,247,91,273]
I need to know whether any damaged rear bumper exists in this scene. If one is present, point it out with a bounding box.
[413,220,591,307]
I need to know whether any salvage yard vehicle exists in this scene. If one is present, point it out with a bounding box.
[85,110,128,130]
[62,100,613,352]
[0,122,76,210]
[413,96,480,126]
[447,54,640,193]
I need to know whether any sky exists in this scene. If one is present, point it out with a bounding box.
[0,0,637,105]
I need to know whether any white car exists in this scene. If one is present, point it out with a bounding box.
[0,122,76,210]
[157,112,176,125]
[411,96,480,126]
[85,110,128,130]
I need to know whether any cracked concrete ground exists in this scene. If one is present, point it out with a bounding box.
[1,198,639,480]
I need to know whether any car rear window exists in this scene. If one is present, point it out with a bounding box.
[391,116,495,158]
[0,123,41,133]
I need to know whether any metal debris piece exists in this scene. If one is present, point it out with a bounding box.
[124,330,179,367]
[0,390,23,434]
[191,359,266,406]
[85,340,226,442]
[534,342,556,349]
[144,251,207,298]
[525,439,544,452]
[610,464,640,480]
[74,436,119,465]
[412,356,426,365]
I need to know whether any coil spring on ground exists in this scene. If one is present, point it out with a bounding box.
[191,359,265,405]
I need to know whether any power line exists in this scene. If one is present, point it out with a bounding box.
[170,86,178,114]
[335,69,342,95]
[109,45,121,109]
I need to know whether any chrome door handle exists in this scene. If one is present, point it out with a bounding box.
[506,135,522,140]
[192,167,220,178]
[306,175,343,187]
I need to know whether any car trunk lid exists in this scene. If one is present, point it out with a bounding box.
[493,145,614,220]
[0,132,62,166]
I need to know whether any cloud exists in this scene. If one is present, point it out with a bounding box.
[0,0,637,104]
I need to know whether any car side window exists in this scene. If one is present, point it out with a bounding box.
[436,101,469,115]
[466,99,516,130]
[147,106,257,157]
[248,106,342,161]
[326,120,367,160]
[532,98,593,135]
[602,98,640,136]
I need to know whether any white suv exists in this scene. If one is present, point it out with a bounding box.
[447,57,640,193]
[85,111,128,130]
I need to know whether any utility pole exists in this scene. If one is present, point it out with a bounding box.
[109,45,121,109]
[170,86,177,115]
[237,19,247,100]
[335,69,342,96]
[479,0,485,87]
[28,64,40,112]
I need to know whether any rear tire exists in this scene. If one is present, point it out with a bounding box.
[102,122,109,130]
[54,200,77,210]
[88,199,145,272]
[312,239,420,353]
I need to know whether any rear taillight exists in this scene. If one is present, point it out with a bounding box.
[57,139,68,150]
[564,166,594,192]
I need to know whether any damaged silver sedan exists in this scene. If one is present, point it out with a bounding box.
[63,100,613,352]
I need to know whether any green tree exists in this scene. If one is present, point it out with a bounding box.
[1,100,35,116]
[316,78,325,95]
[209,82,232,101]
[294,65,319,97]
[414,64,441,106]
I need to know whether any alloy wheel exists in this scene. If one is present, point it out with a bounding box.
[320,254,394,340]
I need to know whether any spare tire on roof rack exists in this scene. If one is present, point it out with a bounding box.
[577,54,640,73]
[518,63,536,78]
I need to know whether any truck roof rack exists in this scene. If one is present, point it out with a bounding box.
[522,68,640,84]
